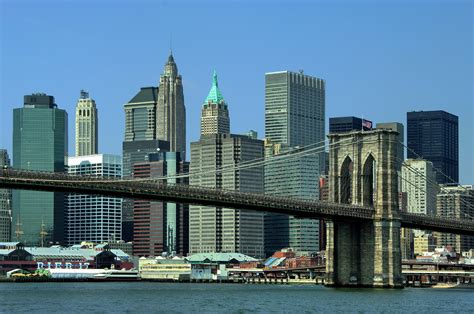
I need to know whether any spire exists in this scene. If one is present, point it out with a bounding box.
[164,51,177,76]
[168,50,174,63]
[212,70,218,87]
[205,70,225,104]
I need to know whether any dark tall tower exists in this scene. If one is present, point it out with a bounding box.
[157,52,186,154]
[407,110,459,184]
[12,93,68,245]
[329,116,373,133]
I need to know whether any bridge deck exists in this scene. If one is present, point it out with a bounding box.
[1,169,473,235]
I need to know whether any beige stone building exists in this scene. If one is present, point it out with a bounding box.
[75,90,98,156]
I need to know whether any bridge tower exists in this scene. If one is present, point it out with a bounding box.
[325,129,403,288]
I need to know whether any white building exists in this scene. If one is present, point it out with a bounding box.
[75,90,98,156]
[402,159,438,216]
[66,154,122,245]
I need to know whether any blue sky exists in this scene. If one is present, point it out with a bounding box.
[1,0,472,183]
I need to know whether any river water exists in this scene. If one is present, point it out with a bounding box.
[0,282,472,313]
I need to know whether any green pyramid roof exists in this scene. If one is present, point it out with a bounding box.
[205,70,225,104]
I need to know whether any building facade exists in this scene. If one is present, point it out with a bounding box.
[132,152,189,257]
[124,87,158,143]
[265,71,325,147]
[329,116,373,134]
[200,71,230,136]
[264,141,320,256]
[75,90,98,156]
[12,93,68,246]
[0,149,11,242]
[157,53,186,154]
[123,85,171,241]
[407,110,459,184]
[436,185,474,253]
[401,159,438,216]
[66,154,122,245]
[264,71,325,256]
[190,134,265,258]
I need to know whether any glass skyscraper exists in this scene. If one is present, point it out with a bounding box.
[264,71,325,256]
[264,143,319,255]
[12,93,68,245]
[66,154,122,245]
[407,110,459,184]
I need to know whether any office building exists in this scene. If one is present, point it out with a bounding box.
[0,149,11,241]
[66,154,122,245]
[157,53,186,154]
[264,140,319,256]
[133,152,189,257]
[200,71,230,136]
[121,139,169,241]
[264,71,325,256]
[436,185,474,253]
[401,159,438,216]
[124,87,158,143]
[265,71,325,147]
[75,90,98,156]
[12,93,68,245]
[123,86,170,241]
[407,110,458,184]
[190,134,265,258]
[329,116,373,134]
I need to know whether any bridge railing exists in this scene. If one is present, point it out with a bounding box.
[1,168,375,220]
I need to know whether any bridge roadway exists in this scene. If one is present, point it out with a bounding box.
[1,169,474,236]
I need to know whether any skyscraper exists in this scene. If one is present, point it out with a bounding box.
[0,149,11,242]
[66,154,122,245]
[264,141,319,256]
[132,152,189,256]
[122,86,170,241]
[75,90,98,156]
[407,111,459,184]
[190,73,264,258]
[265,71,325,147]
[157,53,186,154]
[124,87,158,144]
[264,71,325,256]
[200,71,230,136]
[329,116,373,134]
[190,134,265,258]
[12,93,68,245]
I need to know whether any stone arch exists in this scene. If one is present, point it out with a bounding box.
[362,153,376,207]
[340,156,353,204]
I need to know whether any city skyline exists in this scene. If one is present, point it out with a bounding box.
[1,0,472,184]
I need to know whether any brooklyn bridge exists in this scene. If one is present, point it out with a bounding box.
[1,129,473,288]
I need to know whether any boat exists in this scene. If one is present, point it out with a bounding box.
[92,269,139,281]
[432,282,474,289]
